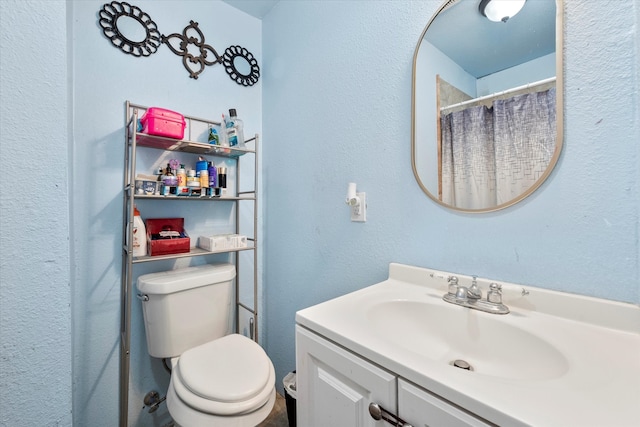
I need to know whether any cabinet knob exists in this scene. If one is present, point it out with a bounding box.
[368,402,413,427]
[369,402,383,420]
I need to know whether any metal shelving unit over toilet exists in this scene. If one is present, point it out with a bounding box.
[119,101,259,427]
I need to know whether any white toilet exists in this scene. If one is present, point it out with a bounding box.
[137,263,276,427]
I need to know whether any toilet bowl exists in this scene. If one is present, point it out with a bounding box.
[137,264,276,426]
[167,334,276,427]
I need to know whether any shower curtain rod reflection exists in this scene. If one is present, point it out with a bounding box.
[440,77,556,112]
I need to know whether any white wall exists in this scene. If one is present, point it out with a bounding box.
[262,0,640,388]
[0,1,72,425]
[477,52,556,95]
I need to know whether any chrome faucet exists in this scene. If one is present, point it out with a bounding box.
[444,276,509,314]
[467,275,482,300]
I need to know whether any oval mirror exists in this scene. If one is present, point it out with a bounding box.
[412,0,563,212]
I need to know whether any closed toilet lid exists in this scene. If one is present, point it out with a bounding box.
[177,334,271,403]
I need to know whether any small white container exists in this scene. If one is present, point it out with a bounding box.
[198,234,247,252]
[135,179,160,195]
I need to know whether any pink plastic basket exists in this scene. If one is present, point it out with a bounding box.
[140,107,186,140]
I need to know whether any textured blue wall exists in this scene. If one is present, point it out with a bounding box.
[0,1,72,425]
[69,2,262,425]
[262,0,639,388]
[1,1,638,426]
[1,1,262,424]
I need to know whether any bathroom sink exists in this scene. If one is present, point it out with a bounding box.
[296,263,640,427]
[365,300,569,380]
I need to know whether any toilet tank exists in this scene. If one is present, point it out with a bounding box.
[137,263,236,358]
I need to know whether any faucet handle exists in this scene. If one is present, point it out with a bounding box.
[487,283,503,304]
[467,275,482,299]
[447,276,459,295]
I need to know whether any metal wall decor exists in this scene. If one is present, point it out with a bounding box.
[99,2,161,57]
[223,46,260,87]
[97,2,260,85]
[161,21,221,80]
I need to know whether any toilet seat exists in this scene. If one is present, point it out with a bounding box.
[172,334,275,416]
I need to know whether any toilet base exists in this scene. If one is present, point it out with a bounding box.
[167,380,276,427]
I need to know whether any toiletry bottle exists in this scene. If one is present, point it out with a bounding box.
[187,169,200,187]
[218,166,227,196]
[200,168,209,189]
[208,125,219,145]
[217,115,230,154]
[208,161,217,188]
[130,205,147,257]
[158,166,167,194]
[177,165,186,187]
[162,163,177,186]
[225,109,245,153]
[196,158,208,178]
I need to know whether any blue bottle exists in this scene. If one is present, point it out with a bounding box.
[208,162,217,188]
[208,126,219,145]
[224,109,245,155]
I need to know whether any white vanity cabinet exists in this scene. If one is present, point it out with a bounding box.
[399,379,492,427]
[296,326,397,426]
[296,325,492,427]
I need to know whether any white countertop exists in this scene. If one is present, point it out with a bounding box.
[296,263,640,427]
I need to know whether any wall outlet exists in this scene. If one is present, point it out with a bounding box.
[351,192,366,222]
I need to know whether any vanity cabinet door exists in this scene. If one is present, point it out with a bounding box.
[399,379,493,427]
[296,326,397,427]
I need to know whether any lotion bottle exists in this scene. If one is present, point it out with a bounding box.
[200,168,209,188]
[130,205,147,257]
[177,165,187,187]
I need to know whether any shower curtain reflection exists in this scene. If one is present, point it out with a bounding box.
[441,88,556,210]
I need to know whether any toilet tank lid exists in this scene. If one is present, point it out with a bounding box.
[137,263,236,295]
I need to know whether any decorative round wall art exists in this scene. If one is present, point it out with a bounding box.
[98,1,161,57]
[222,46,260,87]
[97,2,260,85]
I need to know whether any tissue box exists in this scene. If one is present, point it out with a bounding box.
[198,234,247,252]
[146,218,190,256]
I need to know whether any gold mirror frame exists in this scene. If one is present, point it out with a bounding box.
[411,0,564,213]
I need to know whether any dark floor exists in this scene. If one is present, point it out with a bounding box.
[259,392,290,427]
[163,391,290,427]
